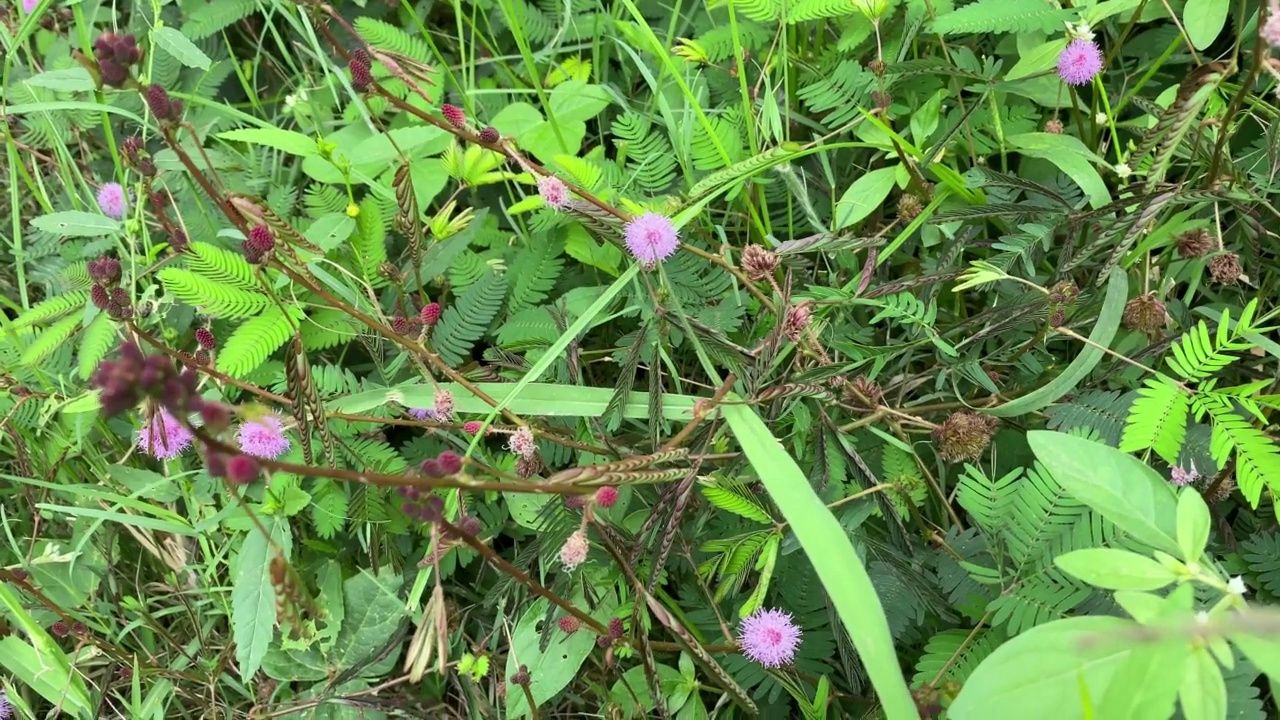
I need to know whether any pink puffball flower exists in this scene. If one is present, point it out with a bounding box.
[508,425,536,458]
[538,175,570,210]
[1057,39,1103,87]
[1265,7,1280,49]
[623,212,680,268]
[23,0,40,13]
[138,408,194,460]
[1170,462,1200,487]
[237,415,290,459]
[97,182,127,219]
[559,529,589,571]
[408,407,435,421]
[738,607,802,668]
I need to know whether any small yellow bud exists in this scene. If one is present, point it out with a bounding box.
[346,203,360,218]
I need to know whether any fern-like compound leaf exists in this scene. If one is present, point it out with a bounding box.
[431,271,508,367]
[216,305,304,378]
[1119,377,1190,466]
[931,0,1073,35]
[77,313,118,381]
[159,268,272,319]
[701,482,774,525]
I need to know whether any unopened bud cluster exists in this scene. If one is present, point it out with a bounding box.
[92,32,141,88]
[88,256,134,320]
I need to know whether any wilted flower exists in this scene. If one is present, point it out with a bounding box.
[138,408,193,460]
[738,607,802,668]
[559,529,589,571]
[782,302,811,342]
[0,689,11,720]
[1057,39,1103,86]
[433,389,455,420]
[933,412,998,463]
[740,244,780,281]
[237,415,290,459]
[97,182,126,219]
[1265,6,1280,49]
[1122,293,1168,338]
[623,212,680,268]
[1044,118,1064,134]
[1176,228,1214,258]
[1208,252,1242,285]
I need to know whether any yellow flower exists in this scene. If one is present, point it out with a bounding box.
[345,203,360,218]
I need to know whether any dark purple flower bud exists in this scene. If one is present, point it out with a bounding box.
[421,458,442,477]
[90,285,110,310]
[195,327,215,350]
[226,455,261,484]
[437,451,462,475]
[478,126,500,143]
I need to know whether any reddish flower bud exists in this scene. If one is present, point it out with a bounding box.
[195,327,216,350]
[594,486,618,508]
[91,284,111,310]
[437,451,462,475]
[463,421,483,435]
[558,616,580,634]
[478,126,500,143]
[420,302,441,326]
[225,454,261,484]
[442,104,466,128]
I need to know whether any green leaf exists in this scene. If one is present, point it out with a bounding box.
[21,313,82,366]
[505,599,599,718]
[330,567,407,670]
[834,166,898,230]
[151,26,212,70]
[1179,647,1227,720]
[231,518,292,682]
[1096,641,1188,720]
[1007,132,1111,209]
[1055,549,1177,591]
[216,305,304,377]
[431,271,508,367]
[949,616,1137,719]
[30,210,121,237]
[564,224,622,276]
[931,0,1073,34]
[1028,431,1180,555]
[218,127,318,157]
[24,67,95,92]
[330,381,696,420]
[721,403,917,720]
[986,268,1127,417]
[1182,0,1229,49]
[1006,38,1068,81]
[306,213,356,252]
[608,663,692,717]
[1176,487,1211,562]
[549,80,613,123]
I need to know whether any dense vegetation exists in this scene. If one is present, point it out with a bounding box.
[2,0,1280,717]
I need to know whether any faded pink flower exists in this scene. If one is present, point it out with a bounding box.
[1057,39,1103,87]
[508,425,536,458]
[738,607,802,668]
[559,529,589,571]
[97,182,127,219]
[1170,461,1200,487]
[433,389,455,421]
[408,407,435,421]
[1265,6,1280,49]
[23,0,40,13]
[237,415,290,459]
[623,212,680,268]
[538,175,570,210]
[137,408,193,460]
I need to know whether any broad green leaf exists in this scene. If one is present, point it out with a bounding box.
[1096,641,1188,720]
[1231,626,1280,680]
[1007,39,1067,80]
[218,127,318,157]
[1029,431,1180,555]
[549,80,613,123]
[232,517,292,680]
[564,224,622,276]
[1182,0,1229,49]
[834,166,898,230]
[986,268,1127,417]
[505,598,599,718]
[24,67,95,92]
[306,213,356,251]
[1176,487,1211,562]
[330,567,406,670]
[1007,132,1111,208]
[608,663,692,717]
[350,126,451,166]
[151,26,212,70]
[505,491,552,529]
[31,210,121,237]
[722,403,917,720]
[950,616,1137,719]
[1055,549,1177,591]
[1179,647,1226,720]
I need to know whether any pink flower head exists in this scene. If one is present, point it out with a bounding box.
[237,415,290,459]
[97,182,127,219]
[433,389,455,421]
[137,408,193,460]
[1170,461,1200,487]
[623,212,680,268]
[508,425,536,458]
[738,607,802,668]
[1265,8,1280,49]
[408,407,435,421]
[538,175,570,210]
[1057,39,1103,87]
[23,0,40,13]
[559,529,589,571]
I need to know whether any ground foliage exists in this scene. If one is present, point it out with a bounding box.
[2,0,1280,717]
